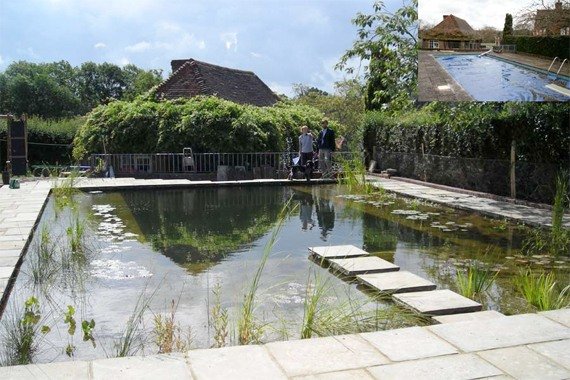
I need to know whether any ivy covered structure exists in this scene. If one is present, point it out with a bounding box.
[421,15,482,51]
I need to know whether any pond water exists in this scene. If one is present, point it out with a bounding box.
[2,185,569,363]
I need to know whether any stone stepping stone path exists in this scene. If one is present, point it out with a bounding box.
[357,271,437,294]
[394,289,482,316]
[308,245,484,318]
[308,245,369,260]
[328,256,399,276]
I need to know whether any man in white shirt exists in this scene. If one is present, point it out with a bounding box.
[298,125,314,166]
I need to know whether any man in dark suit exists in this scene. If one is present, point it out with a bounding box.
[316,119,335,178]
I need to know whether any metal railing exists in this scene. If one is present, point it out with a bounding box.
[89,151,358,176]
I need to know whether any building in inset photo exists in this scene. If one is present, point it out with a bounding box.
[421,15,482,51]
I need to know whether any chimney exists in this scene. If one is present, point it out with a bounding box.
[555,1,562,11]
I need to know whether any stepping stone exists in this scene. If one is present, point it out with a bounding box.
[356,271,436,294]
[308,245,368,260]
[328,256,399,276]
[432,310,505,324]
[394,289,482,316]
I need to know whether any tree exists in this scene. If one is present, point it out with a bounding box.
[515,0,570,32]
[477,27,501,43]
[503,14,514,39]
[336,0,418,110]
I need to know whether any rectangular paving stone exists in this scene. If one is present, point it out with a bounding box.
[357,271,436,294]
[394,289,482,315]
[360,326,457,362]
[366,353,503,380]
[293,369,374,380]
[0,241,25,250]
[540,309,570,328]
[477,346,569,379]
[328,256,399,276]
[0,266,14,279]
[433,310,505,324]
[266,334,389,377]
[0,256,19,267]
[0,360,90,379]
[309,245,369,260]
[187,345,286,380]
[528,339,570,370]
[92,354,192,380]
[429,313,570,352]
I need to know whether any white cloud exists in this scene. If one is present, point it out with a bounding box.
[17,47,39,59]
[94,42,106,49]
[125,41,152,53]
[268,82,293,97]
[419,0,537,29]
[117,57,130,66]
[250,52,263,58]
[220,32,238,51]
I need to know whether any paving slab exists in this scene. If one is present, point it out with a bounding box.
[428,313,570,352]
[92,354,192,380]
[540,309,570,328]
[366,353,503,380]
[477,346,570,379]
[528,339,570,370]
[432,310,505,324]
[293,369,374,380]
[187,345,286,380]
[308,245,369,260]
[394,289,482,315]
[360,326,457,362]
[328,256,399,276]
[0,360,90,379]
[266,334,389,377]
[357,271,436,294]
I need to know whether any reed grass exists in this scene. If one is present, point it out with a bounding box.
[300,271,329,339]
[515,269,570,311]
[237,201,293,345]
[153,299,192,354]
[210,284,229,348]
[455,264,497,300]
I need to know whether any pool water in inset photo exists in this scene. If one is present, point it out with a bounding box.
[436,55,570,101]
[2,185,568,363]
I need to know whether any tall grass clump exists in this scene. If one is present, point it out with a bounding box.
[237,201,293,345]
[300,272,329,339]
[455,264,497,300]
[210,284,229,348]
[515,269,570,311]
[66,216,86,258]
[1,297,51,366]
[337,153,374,194]
[52,173,80,212]
[153,299,192,354]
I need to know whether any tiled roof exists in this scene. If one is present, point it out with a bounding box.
[156,59,280,107]
[423,15,477,40]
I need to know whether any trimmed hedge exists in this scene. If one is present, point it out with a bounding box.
[363,102,570,163]
[0,117,83,168]
[73,96,335,159]
[503,36,570,59]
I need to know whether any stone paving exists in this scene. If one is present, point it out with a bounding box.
[418,51,473,102]
[0,310,567,379]
[368,177,570,228]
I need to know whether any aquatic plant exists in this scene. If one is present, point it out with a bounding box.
[153,299,191,354]
[52,173,80,212]
[0,297,51,366]
[337,153,374,194]
[455,264,497,300]
[210,284,229,348]
[300,272,329,339]
[66,216,86,258]
[28,226,58,287]
[515,269,570,311]
[237,201,293,345]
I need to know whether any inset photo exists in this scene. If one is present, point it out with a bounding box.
[418,0,570,101]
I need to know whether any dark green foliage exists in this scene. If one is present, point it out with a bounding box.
[0,60,163,118]
[502,14,513,39]
[73,96,333,159]
[364,102,570,163]
[503,36,570,59]
[0,117,83,167]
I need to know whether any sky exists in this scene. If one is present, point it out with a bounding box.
[0,0,405,97]
[419,0,536,30]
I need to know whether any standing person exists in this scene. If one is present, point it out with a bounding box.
[317,119,335,178]
[298,125,314,166]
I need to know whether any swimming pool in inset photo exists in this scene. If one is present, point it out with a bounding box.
[435,54,570,101]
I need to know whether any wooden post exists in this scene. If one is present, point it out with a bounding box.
[510,139,516,199]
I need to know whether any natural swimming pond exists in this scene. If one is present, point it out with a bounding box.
[436,54,569,101]
[2,185,569,363]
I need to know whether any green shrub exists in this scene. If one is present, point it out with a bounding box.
[503,36,570,59]
[73,96,336,159]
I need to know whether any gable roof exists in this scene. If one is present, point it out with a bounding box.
[423,15,478,40]
[155,59,280,107]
